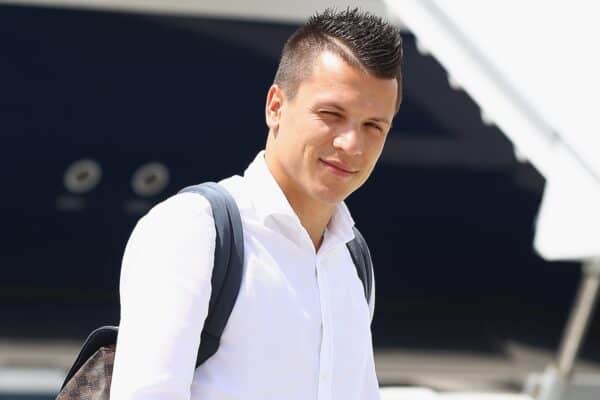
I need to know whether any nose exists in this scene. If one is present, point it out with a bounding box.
[332,125,363,156]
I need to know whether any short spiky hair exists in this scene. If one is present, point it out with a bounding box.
[273,8,404,112]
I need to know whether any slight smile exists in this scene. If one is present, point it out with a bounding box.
[319,159,358,177]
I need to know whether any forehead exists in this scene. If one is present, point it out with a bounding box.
[295,51,398,116]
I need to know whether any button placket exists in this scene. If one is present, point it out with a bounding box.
[316,253,333,400]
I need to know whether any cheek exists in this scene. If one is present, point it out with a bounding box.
[357,138,386,180]
[366,135,386,162]
[279,112,334,164]
[300,121,333,156]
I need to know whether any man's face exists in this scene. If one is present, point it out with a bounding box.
[265,50,398,207]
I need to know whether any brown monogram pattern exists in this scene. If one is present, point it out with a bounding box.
[56,345,115,400]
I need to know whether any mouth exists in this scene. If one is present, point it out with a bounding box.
[319,158,358,177]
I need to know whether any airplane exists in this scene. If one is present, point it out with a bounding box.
[0,1,598,399]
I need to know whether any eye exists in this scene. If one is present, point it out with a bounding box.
[318,110,342,119]
[365,122,383,133]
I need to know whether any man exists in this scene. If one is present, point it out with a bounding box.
[110,8,402,400]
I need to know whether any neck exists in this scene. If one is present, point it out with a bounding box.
[264,147,335,251]
[290,194,335,251]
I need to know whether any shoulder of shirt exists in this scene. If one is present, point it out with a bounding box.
[219,175,253,212]
[144,191,213,224]
[141,175,251,225]
[120,184,223,294]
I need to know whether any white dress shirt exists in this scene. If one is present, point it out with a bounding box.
[110,151,379,400]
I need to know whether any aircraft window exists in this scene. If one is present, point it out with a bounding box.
[132,162,170,197]
[63,159,102,194]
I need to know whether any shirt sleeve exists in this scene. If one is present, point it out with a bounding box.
[368,266,376,323]
[359,334,382,400]
[364,270,379,399]
[110,192,216,400]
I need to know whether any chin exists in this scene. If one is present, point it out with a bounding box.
[310,184,351,205]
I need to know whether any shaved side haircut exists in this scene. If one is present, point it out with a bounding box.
[273,8,404,112]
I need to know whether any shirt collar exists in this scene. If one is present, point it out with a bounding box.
[243,151,356,244]
[326,199,355,244]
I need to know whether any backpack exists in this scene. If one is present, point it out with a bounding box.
[56,182,373,399]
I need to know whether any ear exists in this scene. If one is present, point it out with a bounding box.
[265,84,285,131]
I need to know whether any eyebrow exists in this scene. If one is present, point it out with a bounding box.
[316,103,391,125]
[369,117,391,126]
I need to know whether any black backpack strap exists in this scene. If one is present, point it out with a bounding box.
[179,182,244,367]
[346,226,374,308]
